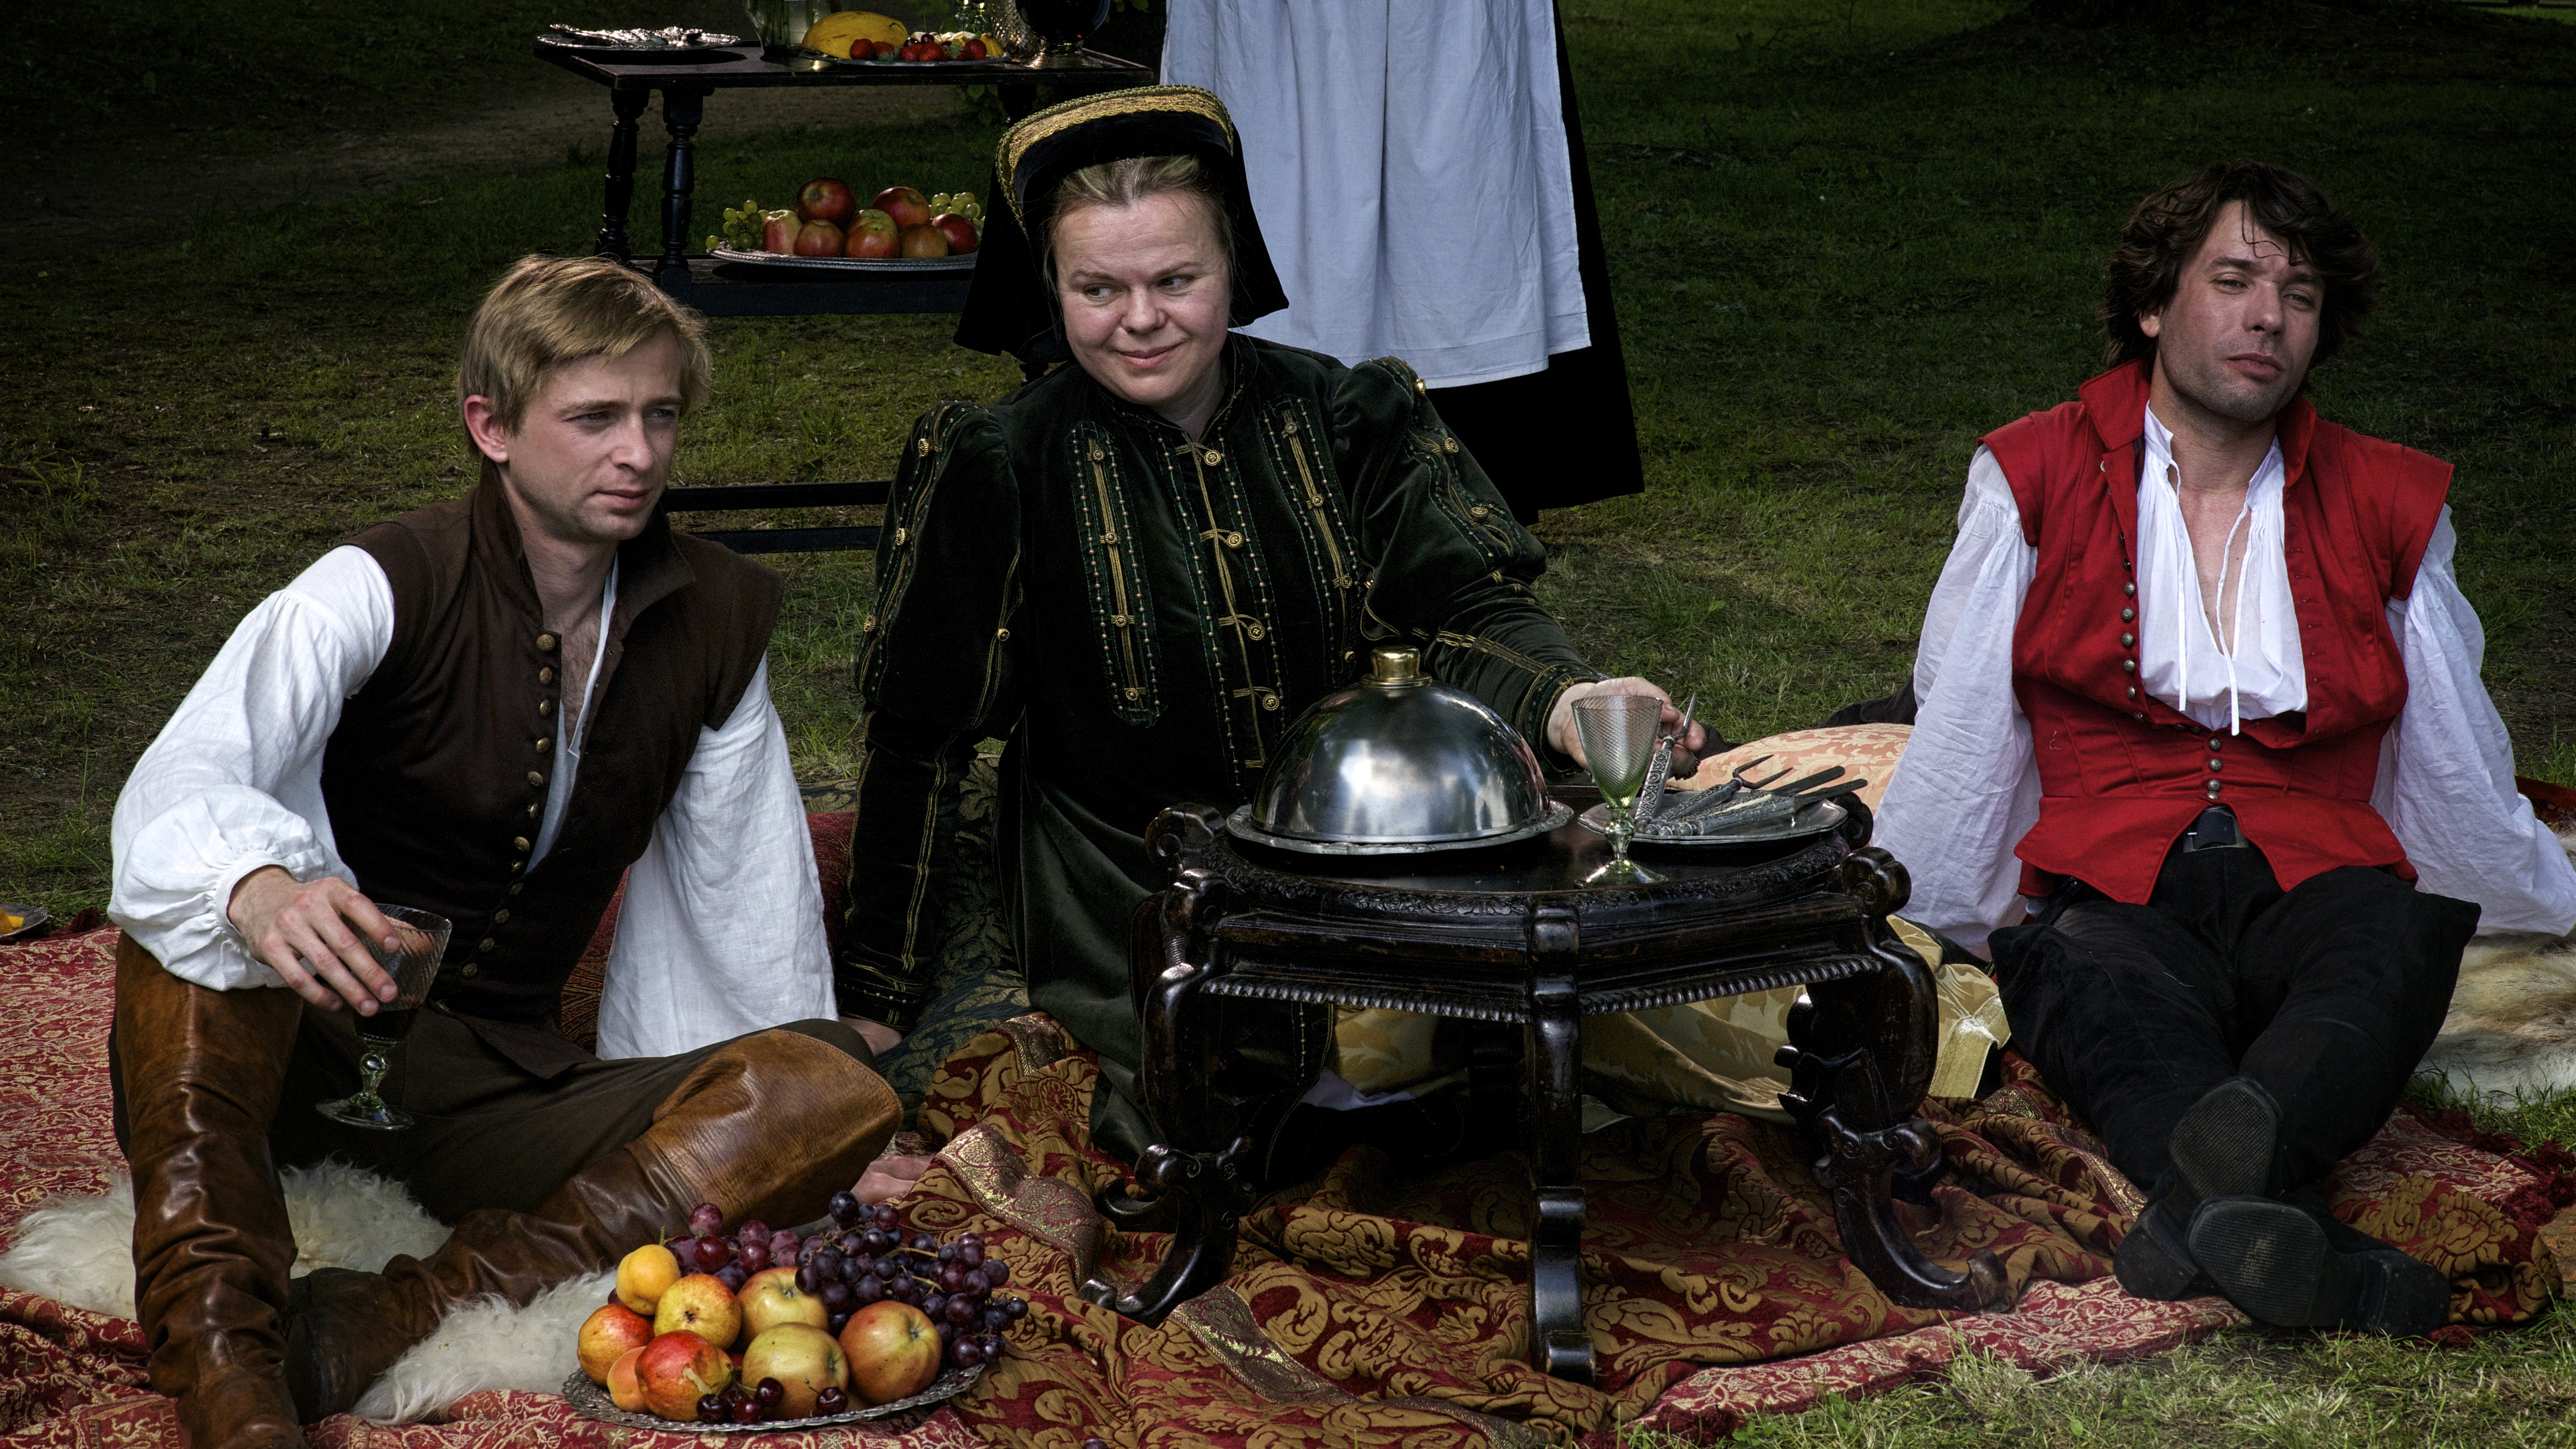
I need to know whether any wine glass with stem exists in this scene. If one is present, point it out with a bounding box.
[316,905,452,1132]
[1575,693,1665,885]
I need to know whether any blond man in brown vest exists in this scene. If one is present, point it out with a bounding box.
[108,256,900,1446]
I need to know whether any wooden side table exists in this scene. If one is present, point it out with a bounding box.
[1076,798,2012,1383]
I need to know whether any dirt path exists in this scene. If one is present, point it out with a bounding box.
[2,70,958,265]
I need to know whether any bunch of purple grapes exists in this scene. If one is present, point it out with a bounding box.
[665,1202,802,1296]
[813,1190,1025,1372]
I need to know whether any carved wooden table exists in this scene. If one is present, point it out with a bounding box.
[1076,796,2013,1383]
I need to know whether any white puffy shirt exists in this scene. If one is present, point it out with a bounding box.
[1876,423,2576,954]
[108,546,837,1060]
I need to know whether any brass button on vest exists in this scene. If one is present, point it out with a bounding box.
[478,937,497,952]
[2122,607,2137,622]
[461,963,480,978]
[492,909,510,924]
[537,634,558,652]
[526,771,545,788]
[537,698,553,716]
[2120,632,2135,647]
[2124,582,2137,597]
[2207,758,2222,774]
[512,836,531,852]
[2126,686,2138,699]
[2121,659,2137,674]
[538,667,556,685]
[2205,781,2223,798]
[2207,737,2224,749]
[507,882,522,896]
[534,736,551,755]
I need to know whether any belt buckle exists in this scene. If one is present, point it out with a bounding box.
[2182,805,2244,852]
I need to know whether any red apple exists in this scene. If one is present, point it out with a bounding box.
[872,186,933,230]
[797,178,856,227]
[578,1301,654,1384]
[742,1323,848,1418]
[845,209,900,259]
[738,1266,828,1339]
[839,1300,941,1406]
[930,213,980,255]
[653,1272,743,1351]
[793,219,846,258]
[898,224,949,259]
[606,1345,649,1412]
[962,37,987,59]
[637,1329,735,1421]
[762,210,798,254]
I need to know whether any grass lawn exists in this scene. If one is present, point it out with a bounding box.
[4,0,2573,1440]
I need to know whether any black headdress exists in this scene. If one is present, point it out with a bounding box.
[954,85,1290,368]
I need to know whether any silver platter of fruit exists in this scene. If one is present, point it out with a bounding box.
[709,246,976,272]
[561,1362,980,1431]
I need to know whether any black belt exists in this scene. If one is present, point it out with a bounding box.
[2179,804,2247,852]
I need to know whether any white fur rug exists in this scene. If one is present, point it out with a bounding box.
[0,1160,606,1424]
[2417,824,2576,1104]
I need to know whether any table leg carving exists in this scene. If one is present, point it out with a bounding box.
[1523,902,1594,1383]
[654,87,709,289]
[1779,848,2013,1314]
[1083,805,1252,1326]
[595,89,648,261]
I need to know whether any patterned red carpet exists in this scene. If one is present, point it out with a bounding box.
[5,915,2569,1446]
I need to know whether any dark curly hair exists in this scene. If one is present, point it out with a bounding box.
[2100,160,2381,372]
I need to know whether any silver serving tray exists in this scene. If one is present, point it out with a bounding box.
[538,30,741,56]
[710,245,978,272]
[1576,797,1845,847]
[560,1361,980,1431]
[0,903,47,943]
[1226,800,1574,857]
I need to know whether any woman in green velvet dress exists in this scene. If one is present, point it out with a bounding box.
[836,86,1701,1160]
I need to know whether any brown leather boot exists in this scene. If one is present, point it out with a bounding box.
[110,932,310,1449]
[282,1026,898,1421]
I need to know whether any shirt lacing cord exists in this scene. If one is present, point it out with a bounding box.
[2166,461,2256,737]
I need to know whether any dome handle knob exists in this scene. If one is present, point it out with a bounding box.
[1369,647,1428,686]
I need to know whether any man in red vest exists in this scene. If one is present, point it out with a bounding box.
[1876,161,2576,1335]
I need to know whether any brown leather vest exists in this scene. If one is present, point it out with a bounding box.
[322,468,782,1046]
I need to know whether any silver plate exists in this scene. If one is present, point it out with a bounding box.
[1576,797,1846,847]
[537,31,741,55]
[560,1361,980,1431]
[1226,800,1574,857]
[0,903,46,943]
[710,245,978,272]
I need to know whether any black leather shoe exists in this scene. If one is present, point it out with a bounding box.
[2114,1076,2287,1303]
[2186,1194,2453,1335]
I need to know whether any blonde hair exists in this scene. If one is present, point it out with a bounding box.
[1045,154,1234,280]
[457,255,712,435]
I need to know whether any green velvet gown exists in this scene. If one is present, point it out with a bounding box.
[838,333,1597,1158]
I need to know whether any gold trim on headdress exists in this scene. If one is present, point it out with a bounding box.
[995,85,1238,225]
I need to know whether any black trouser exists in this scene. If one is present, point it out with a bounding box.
[1990,817,2478,1200]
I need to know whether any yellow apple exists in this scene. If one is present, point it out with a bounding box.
[742,1322,848,1417]
[839,1300,940,1406]
[738,1266,828,1339]
[653,1272,743,1352]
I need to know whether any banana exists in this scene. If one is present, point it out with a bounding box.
[801,11,909,56]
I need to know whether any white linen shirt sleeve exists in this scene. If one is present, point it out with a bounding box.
[109,547,394,990]
[1874,447,2042,956]
[594,656,835,1060]
[2371,509,2576,934]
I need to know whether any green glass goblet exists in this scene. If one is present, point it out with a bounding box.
[1575,694,1665,885]
[316,905,452,1132]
